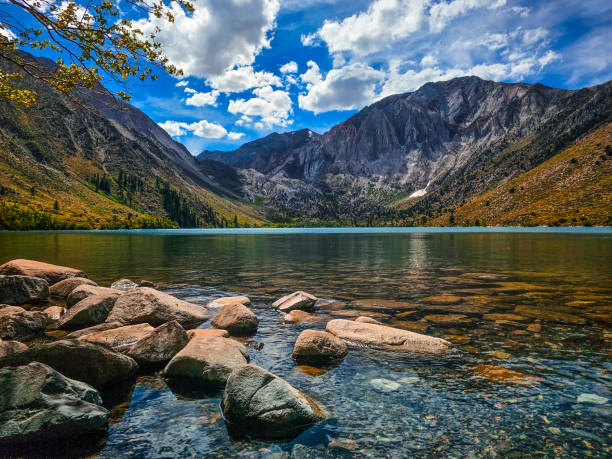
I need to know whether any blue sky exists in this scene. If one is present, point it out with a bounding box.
[7,0,612,154]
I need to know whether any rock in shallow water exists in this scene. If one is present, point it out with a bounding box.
[0,275,49,306]
[0,362,108,445]
[0,306,47,341]
[292,330,348,366]
[207,296,251,309]
[211,302,258,336]
[127,321,188,366]
[0,259,87,285]
[187,328,229,339]
[79,323,155,350]
[59,294,119,329]
[273,291,317,313]
[67,285,121,308]
[106,287,211,328]
[49,277,97,299]
[370,378,400,393]
[0,339,138,391]
[325,319,452,353]
[221,364,327,439]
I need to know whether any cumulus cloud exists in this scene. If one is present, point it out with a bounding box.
[208,65,281,93]
[184,90,220,107]
[134,0,279,79]
[300,61,323,87]
[280,61,298,73]
[175,81,189,87]
[429,0,506,33]
[228,132,246,140]
[159,119,237,139]
[228,86,293,128]
[298,63,386,113]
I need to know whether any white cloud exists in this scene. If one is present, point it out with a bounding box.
[228,132,246,140]
[429,0,506,33]
[228,86,293,128]
[175,81,189,87]
[184,88,197,94]
[208,65,281,93]
[300,60,323,88]
[184,90,220,107]
[280,61,298,73]
[298,63,386,113]
[134,0,279,78]
[158,119,231,139]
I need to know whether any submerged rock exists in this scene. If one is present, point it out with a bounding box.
[0,275,49,305]
[221,364,327,439]
[513,305,585,324]
[211,302,258,336]
[111,279,139,290]
[370,378,400,393]
[0,362,108,444]
[187,328,229,339]
[273,291,317,313]
[292,330,348,366]
[0,339,27,358]
[207,296,251,309]
[326,319,452,353]
[283,310,322,324]
[421,295,464,305]
[0,306,47,341]
[106,287,211,328]
[59,294,119,329]
[163,336,249,388]
[79,323,155,350]
[424,314,473,327]
[127,321,188,366]
[475,365,541,386]
[577,393,608,404]
[49,277,97,299]
[67,285,120,308]
[0,339,138,390]
[0,259,87,285]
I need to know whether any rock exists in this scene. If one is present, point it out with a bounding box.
[211,302,258,336]
[370,378,400,393]
[49,277,97,298]
[64,322,124,339]
[79,323,155,350]
[577,393,608,404]
[164,336,249,388]
[489,350,511,359]
[484,313,529,322]
[221,364,327,439]
[283,310,322,324]
[207,296,251,309]
[273,291,317,313]
[0,306,47,341]
[187,328,229,339]
[513,305,585,324]
[292,330,348,365]
[0,339,138,390]
[352,299,413,310]
[355,316,383,325]
[326,319,452,353]
[475,365,541,386]
[0,362,108,444]
[0,339,27,358]
[317,301,346,311]
[67,285,120,308]
[43,306,65,322]
[127,321,188,366]
[331,309,389,318]
[424,314,472,327]
[111,278,139,290]
[138,280,156,288]
[422,295,463,305]
[0,275,49,305]
[527,322,542,333]
[106,287,211,328]
[0,259,86,285]
[59,294,119,329]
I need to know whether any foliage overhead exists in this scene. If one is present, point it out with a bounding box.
[0,0,193,105]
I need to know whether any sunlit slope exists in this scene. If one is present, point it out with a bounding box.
[431,123,612,226]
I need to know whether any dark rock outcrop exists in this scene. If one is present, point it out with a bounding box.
[0,306,47,341]
[0,275,49,305]
[59,294,119,329]
[49,277,97,298]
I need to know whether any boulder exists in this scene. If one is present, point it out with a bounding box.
[221,364,327,439]
[49,277,97,299]
[0,275,49,305]
[0,306,47,341]
[43,306,65,322]
[0,339,27,358]
[164,336,249,387]
[292,330,348,365]
[0,339,138,390]
[0,362,108,444]
[207,296,251,309]
[58,294,119,329]
[187,328,229,339]
[106,287,211,328]
[211,303,258,336]
[66,285,120,308]
[273,291,317,313]
[79,323,155,350]
[355,316,384,325]
[0,259,86,285]
[110,279,156,290]
[127,321,188,366]
[64,322,124,339]
[283,310,322,324]
[325,319,452,353]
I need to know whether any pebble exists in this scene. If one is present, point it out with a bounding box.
[577,393,608,405]
[370,378,400,393]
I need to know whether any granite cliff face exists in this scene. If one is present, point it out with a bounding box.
[198,76,611,223]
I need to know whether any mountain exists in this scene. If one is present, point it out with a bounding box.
[0,52,265,229]
[199,76,612,225]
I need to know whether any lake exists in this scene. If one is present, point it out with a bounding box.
[0,228,611,457]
